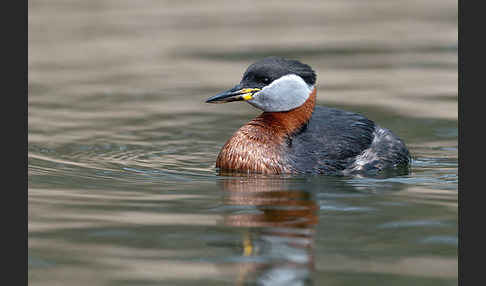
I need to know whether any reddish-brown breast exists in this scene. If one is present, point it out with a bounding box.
[216,88,317,174]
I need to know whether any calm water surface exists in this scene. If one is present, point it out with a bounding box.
[29,1,457,285]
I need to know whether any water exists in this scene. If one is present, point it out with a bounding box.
[28,1,457,285]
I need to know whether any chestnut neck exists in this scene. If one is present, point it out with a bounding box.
[215,88,317,174]
[251,87,316,138]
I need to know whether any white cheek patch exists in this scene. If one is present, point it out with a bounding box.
[248,74,313,112]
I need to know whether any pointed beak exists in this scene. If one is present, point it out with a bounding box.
[206,86,260,104]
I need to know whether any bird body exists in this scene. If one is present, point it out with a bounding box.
[206,57,410,175]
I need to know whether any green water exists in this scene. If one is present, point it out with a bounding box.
[29,1,457,285]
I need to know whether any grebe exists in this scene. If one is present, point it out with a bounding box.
[206,57,410,175]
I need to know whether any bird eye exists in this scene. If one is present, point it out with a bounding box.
[262,77,270,84]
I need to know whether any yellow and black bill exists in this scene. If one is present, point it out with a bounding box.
[206,86,260,103]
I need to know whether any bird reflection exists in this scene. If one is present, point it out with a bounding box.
[219,173,318,286]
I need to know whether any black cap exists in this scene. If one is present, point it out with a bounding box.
[239,57,316,89]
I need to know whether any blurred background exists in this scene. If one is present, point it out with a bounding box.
[29,1,457,285]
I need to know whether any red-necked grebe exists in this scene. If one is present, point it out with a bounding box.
[206,57,410,175]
